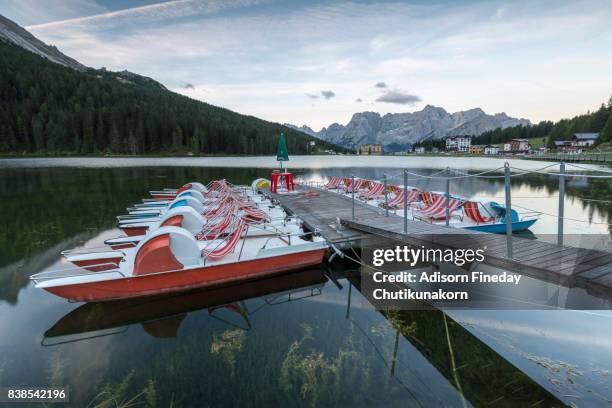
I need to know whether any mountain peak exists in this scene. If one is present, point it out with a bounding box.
[0,14,86,71]
[298,105,530,150]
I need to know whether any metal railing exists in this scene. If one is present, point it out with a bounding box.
[313,161,612,259]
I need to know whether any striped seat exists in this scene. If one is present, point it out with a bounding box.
[380,189,420,209]
[201,218,247,260]
[463,201,494,224]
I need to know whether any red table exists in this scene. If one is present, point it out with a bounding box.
[270,172,294,193]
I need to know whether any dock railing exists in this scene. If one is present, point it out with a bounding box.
[310,161,612,259]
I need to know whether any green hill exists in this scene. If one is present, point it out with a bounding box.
[0,40,346,156]
[473,96,612,149]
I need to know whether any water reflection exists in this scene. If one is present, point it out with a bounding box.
[44,268,327,345]
[0,164,611,407]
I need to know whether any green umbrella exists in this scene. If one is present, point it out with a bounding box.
[276,133,289,169]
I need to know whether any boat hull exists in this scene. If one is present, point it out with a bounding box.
[151,194,175,200]
[463,219,537,233]
[44,248,327,302]
[122,226,149,236]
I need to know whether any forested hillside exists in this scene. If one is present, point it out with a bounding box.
[0,40,345,155]
[473,97,612,147]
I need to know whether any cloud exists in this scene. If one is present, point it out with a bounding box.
[374,81,387,88]
[355,98,363,102]
[27,0,273,31]
[321,90,335,99]
[305,93,318,99]
[183,83,195,90]
[376,90,421,105]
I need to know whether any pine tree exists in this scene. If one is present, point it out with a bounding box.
[597,113,612,144]
[127,131,138,154]
[171,125,183,150]
[109,121,122,153]
[0,40,340,155]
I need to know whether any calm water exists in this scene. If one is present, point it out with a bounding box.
[1,158,612,407]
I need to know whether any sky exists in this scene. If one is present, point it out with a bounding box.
[2,0,612,130]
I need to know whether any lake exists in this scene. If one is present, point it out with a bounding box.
[1,157,611,407]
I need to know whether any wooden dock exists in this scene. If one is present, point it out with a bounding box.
[269,187,612,295]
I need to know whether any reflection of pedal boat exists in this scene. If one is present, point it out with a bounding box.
[43,268,327,343]
[31,222,328,302]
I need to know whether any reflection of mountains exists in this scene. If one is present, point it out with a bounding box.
[44,268,328,344]
[344,271,567,408]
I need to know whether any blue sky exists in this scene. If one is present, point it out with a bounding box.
[3,0,612,129]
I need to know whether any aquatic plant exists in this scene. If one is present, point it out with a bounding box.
[210,328,246,377]
[46,350,65,387]
[83,371,158,408]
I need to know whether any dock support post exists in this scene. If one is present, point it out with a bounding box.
[351,174,355,221]
[445,167,451,227]
[384,174,389,217]
[403,169,408,234]
[558,162,565,246]
[504,162,513,258]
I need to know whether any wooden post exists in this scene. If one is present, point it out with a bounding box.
[384,174,389,217]
[403,169,408,234]
[351,174,355,221]
[445,166,451,227]
[558,162,565,246]
[504,162,513,258]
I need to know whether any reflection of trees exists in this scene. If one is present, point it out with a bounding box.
[382,309,567,407]
[344,273,566,408]
[0,166,264,301]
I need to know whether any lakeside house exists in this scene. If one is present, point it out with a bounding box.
[358,144,383,155]
[484,145,500,155]
[414,146,425,154]
[469,145,485,154]
[553,140,578,152]
[508,139,530,152]
[553,133,599,153]
[445,135,471,152]
[571,133,599,147]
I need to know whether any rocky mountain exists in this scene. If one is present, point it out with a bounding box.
[0,14,166,90]
[0,14,86,71]
[290,105,530,151]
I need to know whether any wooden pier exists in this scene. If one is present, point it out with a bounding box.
[269,187,612,295]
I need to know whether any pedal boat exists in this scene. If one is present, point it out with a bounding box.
[148,182,207,201]
[31,224,328,302]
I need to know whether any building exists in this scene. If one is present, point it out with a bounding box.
[469,145,485,154]
[503,143,511,152]
[359,144,383,155]
[553,140,580,153]
[484,145,499,155]
[571,133,599,147]
[413,147,425,154]
[445,135,471,152]
[508,139,530,152]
